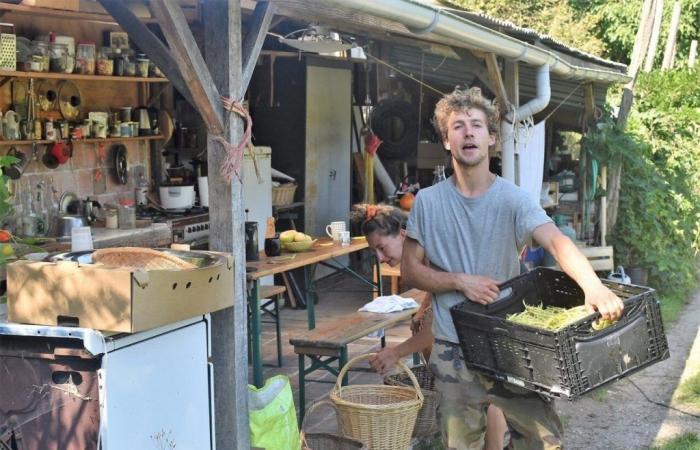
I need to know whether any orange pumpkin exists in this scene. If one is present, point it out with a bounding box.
[399,192,415,211]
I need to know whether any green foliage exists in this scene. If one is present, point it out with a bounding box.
[676,370,700,410]
[441,0,605,56]
[588,69,700,320]
[442,0,700,67]
[652,433,700,450]
[0,155,18,222]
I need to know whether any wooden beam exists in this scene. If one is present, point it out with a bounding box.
[97,0,196,108]
[662,1,682,70]
[583,83,596,129]
[241,0,275,94]
[203,1,249,449]
[504,61,519,108]
[452,47,495,94]
[644,0,664,72]
[484,53,509,116]
[150,0,225,134]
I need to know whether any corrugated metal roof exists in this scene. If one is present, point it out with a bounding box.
[415,0,627,72]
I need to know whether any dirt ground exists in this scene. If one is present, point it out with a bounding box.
[557,289,700,450]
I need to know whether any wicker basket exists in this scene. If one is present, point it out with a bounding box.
[301,401,367,450]
[384,364,438,437]
[330,353,424,450]
[92,247,196,270]
[272,183,297,206]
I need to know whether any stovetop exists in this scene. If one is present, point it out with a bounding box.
[136,206,209,225]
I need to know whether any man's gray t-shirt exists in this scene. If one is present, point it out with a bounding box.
[406,175,552,343]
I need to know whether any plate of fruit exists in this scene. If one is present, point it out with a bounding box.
[279,230,316,252]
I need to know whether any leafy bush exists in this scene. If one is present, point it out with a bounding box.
[596,69,700,320]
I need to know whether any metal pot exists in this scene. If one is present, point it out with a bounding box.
[50,215,87,240]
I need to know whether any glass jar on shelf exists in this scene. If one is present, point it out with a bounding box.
[49,42,70,73]
[30,41,50,72]
[76,42,96,75]
[122,49,136,76]
[96,47,114,76]
[136,53,149,77]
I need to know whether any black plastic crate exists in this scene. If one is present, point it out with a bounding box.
[450,267,669,399]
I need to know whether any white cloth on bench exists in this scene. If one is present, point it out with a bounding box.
[359,295,419,313]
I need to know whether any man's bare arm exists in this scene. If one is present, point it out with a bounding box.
[533,223,624,321]
[401,237,500,305]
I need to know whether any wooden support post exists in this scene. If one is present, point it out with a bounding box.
[484,53,509,117]
[644,0,665,72]
[241,1,275,94]
[662,1,683,70]
[689,40,698,68]
[201,0,248,447]
[150,0,225,134]
[97,0,196,108]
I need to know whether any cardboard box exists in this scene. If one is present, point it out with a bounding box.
[22,0,80,12]
[7,252,234,333]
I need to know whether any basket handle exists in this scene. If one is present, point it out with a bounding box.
[300,400,340,449]
[334,353,424,403]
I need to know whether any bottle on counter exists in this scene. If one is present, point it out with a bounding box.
[136,175,149,206]
[118,198,136,229]
[105,206,118,229]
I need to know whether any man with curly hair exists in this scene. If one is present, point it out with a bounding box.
[402,87,624,449]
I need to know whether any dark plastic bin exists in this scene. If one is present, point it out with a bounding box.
[450,267,669,400]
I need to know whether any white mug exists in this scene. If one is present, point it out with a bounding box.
[325,221,346,241]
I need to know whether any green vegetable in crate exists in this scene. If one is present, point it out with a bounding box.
[507,303,617,331]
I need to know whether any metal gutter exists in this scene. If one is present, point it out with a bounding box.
[323,0,631,84]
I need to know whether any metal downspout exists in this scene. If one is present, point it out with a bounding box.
[501,65,551,183]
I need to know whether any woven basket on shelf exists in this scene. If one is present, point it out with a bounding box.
[301,401,367,450]
[384,364,438,437]
[272,183,297,206]
[91,247,196,270]
[330,353,423,450]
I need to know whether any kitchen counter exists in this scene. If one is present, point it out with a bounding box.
[91,223,172,248]
[43,223,173,252]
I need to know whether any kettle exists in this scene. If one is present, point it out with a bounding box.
[135,107,152,136]
[245,221,259,261]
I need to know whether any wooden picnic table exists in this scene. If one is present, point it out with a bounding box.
[245,236,380,387]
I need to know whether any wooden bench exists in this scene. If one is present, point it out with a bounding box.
[289,288,426,420]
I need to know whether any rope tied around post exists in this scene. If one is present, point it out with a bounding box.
[215,96,258,183]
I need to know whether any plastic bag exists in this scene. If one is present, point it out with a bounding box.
[249,375,301,450]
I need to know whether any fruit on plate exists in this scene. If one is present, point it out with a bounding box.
[293,232,312,242]
[279,230,296,243]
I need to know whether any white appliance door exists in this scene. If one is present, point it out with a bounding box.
[100,321,212,450]
[243,146,273,251]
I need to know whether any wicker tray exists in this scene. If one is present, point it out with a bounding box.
[92,247,196,270]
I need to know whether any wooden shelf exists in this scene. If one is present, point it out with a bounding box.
[0,136,164,146]
[0,69,169,83]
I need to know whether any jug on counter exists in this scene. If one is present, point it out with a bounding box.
[245,221,259,261]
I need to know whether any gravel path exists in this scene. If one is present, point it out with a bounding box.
[559,290,700,449]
